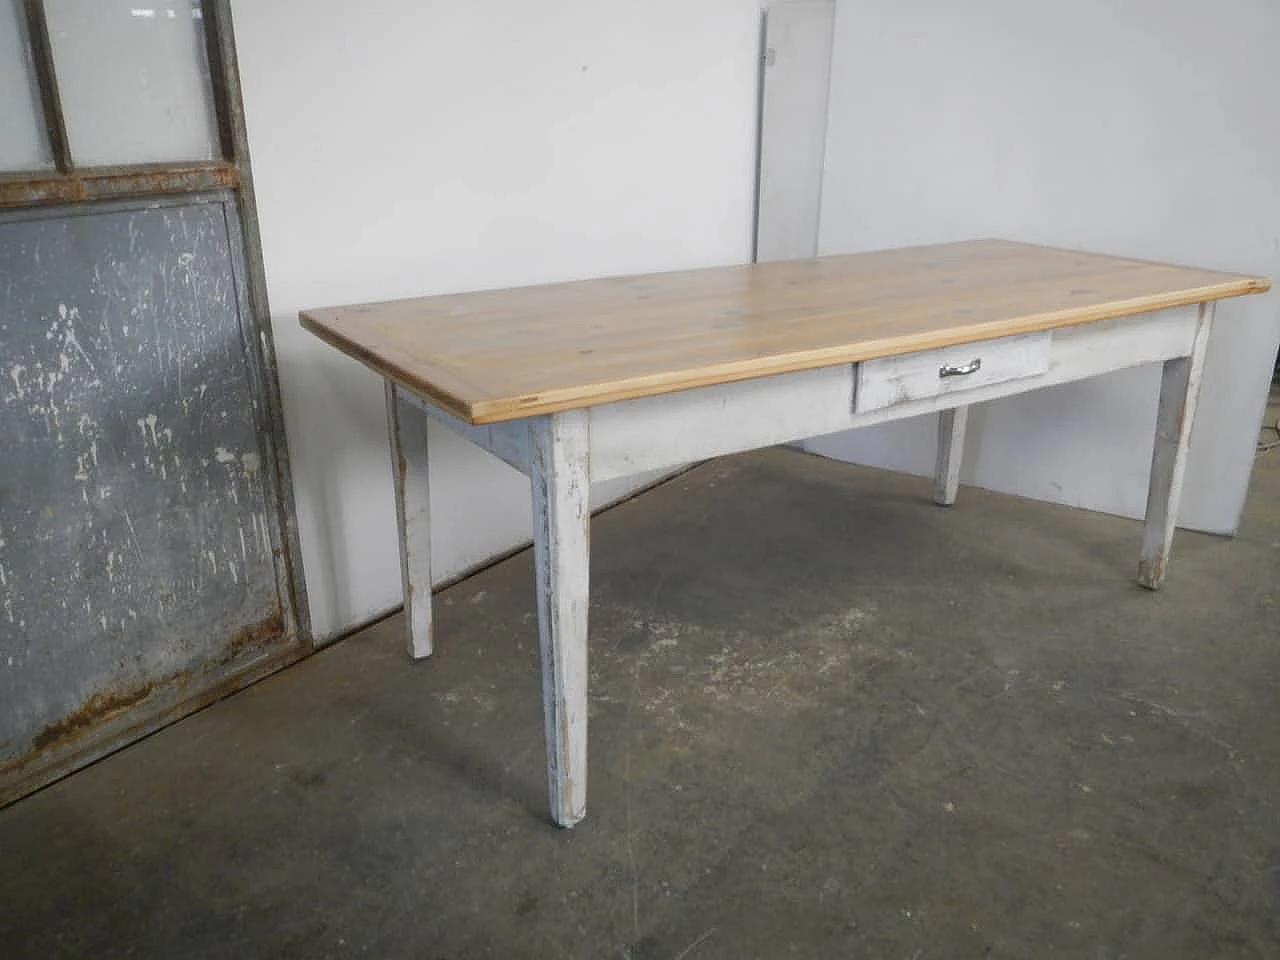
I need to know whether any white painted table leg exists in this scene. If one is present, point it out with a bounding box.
[1138,303,1214,590]
[933,405,969,506]
[386,381,434,659]
[528,411,591,828]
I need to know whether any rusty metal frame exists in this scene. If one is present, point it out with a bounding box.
[1,0,313,805]
[20,0,70,171]
[203,0,313,655]
[200,0,238,161]
[6,0,312,643]
[4,0,245,208]
[0,161,240,208]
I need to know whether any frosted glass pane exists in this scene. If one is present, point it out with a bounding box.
[0,0,51,170]
[45,0,219,166]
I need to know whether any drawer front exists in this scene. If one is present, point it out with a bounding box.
[855,332,1051,412]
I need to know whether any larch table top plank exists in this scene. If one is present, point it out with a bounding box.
[300,239,1269,424]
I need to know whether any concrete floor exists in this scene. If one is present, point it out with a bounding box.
[3,398,1279,959]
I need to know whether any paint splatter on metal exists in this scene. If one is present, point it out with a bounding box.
[0,198,286,784]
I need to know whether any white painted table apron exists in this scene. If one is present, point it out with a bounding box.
[384,302,1213,828]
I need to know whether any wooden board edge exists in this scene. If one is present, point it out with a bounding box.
[998,239,1272,293]
[466,281,1267,423]
[298,311,479,423]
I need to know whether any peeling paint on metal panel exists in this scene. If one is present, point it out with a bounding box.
[0,199,286,779]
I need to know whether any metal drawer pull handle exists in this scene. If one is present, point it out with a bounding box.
[939,358,982,378]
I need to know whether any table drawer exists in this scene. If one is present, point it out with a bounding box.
[854,332,1051,412]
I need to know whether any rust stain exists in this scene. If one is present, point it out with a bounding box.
[0,163,239,209]
[217,611,286,666]
[1,640,310,807]
[30,683,156,753]
[2,612,300,803]
[6,611,285,772]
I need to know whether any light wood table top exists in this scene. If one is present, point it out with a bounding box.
[301,239,1269,425]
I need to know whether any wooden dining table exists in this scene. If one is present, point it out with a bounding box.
[301,239,1269,827]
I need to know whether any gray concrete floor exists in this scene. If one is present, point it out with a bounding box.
[3,396,1279,960]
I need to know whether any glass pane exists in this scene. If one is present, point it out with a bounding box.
[0,0,52,170]
[45,0,220,166]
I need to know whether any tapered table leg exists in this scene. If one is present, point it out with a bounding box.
[1138,303,1214,590]
[529,411,591,827]
[934,405,969,506]
[386,381,434,659]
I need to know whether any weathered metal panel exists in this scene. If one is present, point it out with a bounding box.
[0,196,295,797]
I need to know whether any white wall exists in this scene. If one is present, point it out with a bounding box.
[232,0,761,640]
[811,0,1280,534]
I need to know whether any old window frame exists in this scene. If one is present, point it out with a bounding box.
[0,0,310,666]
